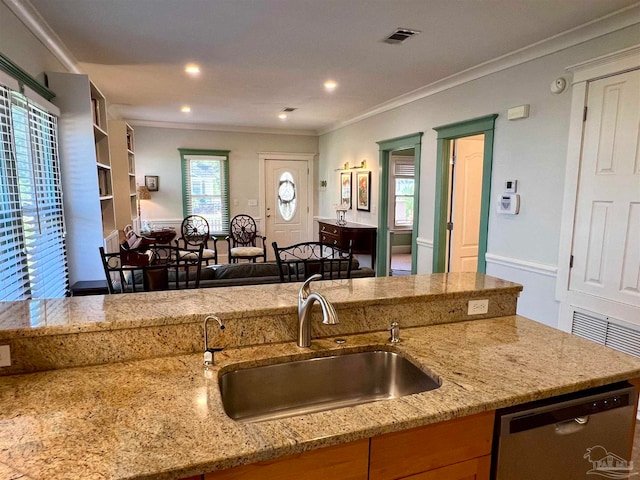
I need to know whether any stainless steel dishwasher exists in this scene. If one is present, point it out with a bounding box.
[493,382,637,480]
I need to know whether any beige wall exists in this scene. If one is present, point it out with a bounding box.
[134,125,318,225]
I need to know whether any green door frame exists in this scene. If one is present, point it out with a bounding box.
[376,132,423,276]
[432,114,498,273]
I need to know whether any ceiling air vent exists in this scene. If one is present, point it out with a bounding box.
[383,28,421,45]
[282,107,297,112]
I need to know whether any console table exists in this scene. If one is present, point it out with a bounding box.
[318,219,377,270]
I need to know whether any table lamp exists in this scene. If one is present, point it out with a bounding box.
[137,184,152,224]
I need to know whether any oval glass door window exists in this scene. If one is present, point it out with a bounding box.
[278,172,297,221]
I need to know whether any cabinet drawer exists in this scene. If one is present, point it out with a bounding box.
[369,411,494,480]
[320,233,340,246]
[401,455,491,480]
[319,223,340,236]
[205,438,369,480]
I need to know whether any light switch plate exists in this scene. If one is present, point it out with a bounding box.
[468,299,489,315]
[0,345,11,367]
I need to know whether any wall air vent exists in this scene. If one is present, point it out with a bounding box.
[383,28,421,45]
[282,107,297,112]
[571,308,640,358]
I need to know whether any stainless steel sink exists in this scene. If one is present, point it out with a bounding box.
[219,350,441,422]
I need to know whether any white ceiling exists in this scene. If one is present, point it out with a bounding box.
[27,0,638,133]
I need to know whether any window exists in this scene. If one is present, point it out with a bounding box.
[0,83,68,301]
[393,159,415,227]
[179,149,230,234]
[277,171,297,221]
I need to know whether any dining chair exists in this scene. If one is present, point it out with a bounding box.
[271,241,353,282]
[175,215,218,266]
[226,214,267,263]
[99,244,204,293]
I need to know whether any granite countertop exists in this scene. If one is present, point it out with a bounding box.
[0,273,521,338]
[1,315,639,480]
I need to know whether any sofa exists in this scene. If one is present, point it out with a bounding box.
[197,259,375,288]
[116,260,375,292]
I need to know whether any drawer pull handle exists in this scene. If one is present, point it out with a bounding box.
[332,229,337,234]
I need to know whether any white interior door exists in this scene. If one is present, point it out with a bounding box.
[569,69,640,307]
[265,159,309,258]
[449,135,484,272]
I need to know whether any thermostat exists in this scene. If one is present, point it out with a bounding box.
[497,194,520,214]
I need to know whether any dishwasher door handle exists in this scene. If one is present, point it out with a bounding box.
[555,415,590,435]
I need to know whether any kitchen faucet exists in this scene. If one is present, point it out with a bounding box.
[297,274,339,348]
[203,314,225,366]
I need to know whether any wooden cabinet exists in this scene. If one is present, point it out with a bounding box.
[47,72,118,284]
[199,412,493,480]
[204,439,369,480]
[369,411,494,480]
[318,219,377,269]
[109,120,138,231]
[401,456,491,480]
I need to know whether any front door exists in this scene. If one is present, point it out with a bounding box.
[569,69,640,307]
[448,134,484,272]
[265,159,310,258]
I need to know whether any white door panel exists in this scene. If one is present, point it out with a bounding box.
[570,69,640,305]
[265,159,309,259]
[450,135,484,273]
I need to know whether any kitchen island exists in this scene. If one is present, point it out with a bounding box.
[0,273,638,479]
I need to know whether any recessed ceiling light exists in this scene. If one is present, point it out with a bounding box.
[181,105,191,113]
[185,64,200,75]
[324,80,337,91]
[278,112,287,120]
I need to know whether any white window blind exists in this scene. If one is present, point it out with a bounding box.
[182,154,230,235]
[0,83,68,301]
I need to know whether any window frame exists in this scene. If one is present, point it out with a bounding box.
[178,148,230,235]
[391,158,415,229]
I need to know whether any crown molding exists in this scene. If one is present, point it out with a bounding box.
[3,0,81,74]
[127,119,318,136]
[319,3,640,135]
[10,0,639,136]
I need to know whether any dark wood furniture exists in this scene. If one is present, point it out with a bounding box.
[272,241,354,282]
[318,219,377,271]
[122,224,176,251]
[70,280,109,296]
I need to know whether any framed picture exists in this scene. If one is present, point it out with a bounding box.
[340,171,352,209]
[145,175,159,192]
[356,171,371,211]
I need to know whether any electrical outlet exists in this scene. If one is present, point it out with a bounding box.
[468,299,489,315]
[0,345,11,367]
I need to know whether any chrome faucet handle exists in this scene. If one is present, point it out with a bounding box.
[203,315,225,366]
[299,273,323,301]
[389,321,400,343]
